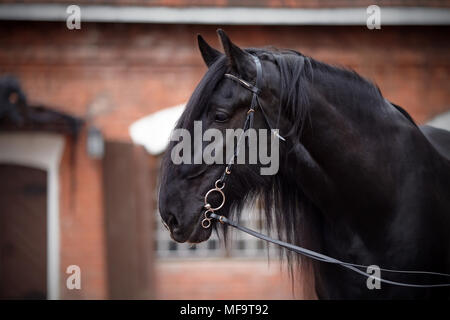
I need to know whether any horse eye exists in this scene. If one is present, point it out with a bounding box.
[214,112,229,123]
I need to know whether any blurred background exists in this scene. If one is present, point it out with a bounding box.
[0,0,449,300]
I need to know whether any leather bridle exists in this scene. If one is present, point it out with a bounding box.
[200,54,283,229]
[198,54,450,288]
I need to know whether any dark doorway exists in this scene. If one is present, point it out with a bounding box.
[0,164,47,299]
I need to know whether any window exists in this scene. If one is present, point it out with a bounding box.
[155,204,277,259]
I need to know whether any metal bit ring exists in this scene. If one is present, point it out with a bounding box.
[204,180,226,211]
[201,209,213,229]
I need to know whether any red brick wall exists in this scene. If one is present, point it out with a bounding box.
[1,23,449,142]
[59,133,107,299]
[155,259,316,300]
[1,22,448,299]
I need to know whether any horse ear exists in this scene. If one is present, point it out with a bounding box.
[217,29,252,75]
[197,34,222,68]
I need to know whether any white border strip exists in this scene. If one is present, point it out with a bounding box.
[0,4,449,25]
[0,133,64,300]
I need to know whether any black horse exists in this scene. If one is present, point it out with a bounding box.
[159,30,450,299]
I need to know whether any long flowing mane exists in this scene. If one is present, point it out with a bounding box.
[162,46,416,298]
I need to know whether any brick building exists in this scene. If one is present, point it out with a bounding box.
[0,1,449,299]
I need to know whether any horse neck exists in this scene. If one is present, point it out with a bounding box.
[286,71,416,229]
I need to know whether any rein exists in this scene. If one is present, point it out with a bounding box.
[209,212,450,288]
[200,54,450,288]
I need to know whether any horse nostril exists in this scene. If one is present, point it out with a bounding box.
[166,213,180,231]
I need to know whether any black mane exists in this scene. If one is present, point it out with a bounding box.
[171,48,322,281]
[159,37,450,299]
[165,46,417,284]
